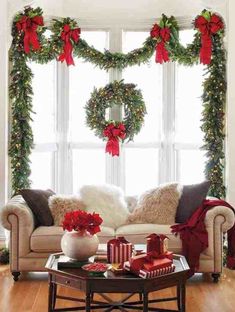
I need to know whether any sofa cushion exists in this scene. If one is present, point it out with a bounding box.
[30,226,115,252]
[79,184,129,229]
[127,183,182,225]
[116,224,182,254]
[20,189,55,226]
[48,195,86,226]
[175,181,211,223]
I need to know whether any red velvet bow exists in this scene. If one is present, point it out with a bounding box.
[58,24,80,66]
[103,123,126,157]
[16,15,44,54]
[150,24,171,64]
[195,14,224,64]
[108,237,129,247]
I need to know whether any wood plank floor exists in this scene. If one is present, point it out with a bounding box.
[1,265,235,312]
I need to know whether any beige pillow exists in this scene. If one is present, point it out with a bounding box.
[48,195,86,226]
[127,183,182,225]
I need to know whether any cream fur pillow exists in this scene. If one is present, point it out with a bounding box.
[79,184,129,229]
[127,183,182,225]
[48,195,86,226]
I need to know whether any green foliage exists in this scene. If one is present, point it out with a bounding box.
[0,248,9,264]
[9,7,226,199]
[85,81,146,141]
[200,35,226,198]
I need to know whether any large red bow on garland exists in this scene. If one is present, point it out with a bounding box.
[150,24,171,64]
[195,14,224,65]
[103,123,126,157]
[16,15,44,54]
[58,24,81,66]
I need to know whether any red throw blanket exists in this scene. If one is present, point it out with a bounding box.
[171,199,235,277]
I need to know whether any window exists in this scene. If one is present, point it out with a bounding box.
[30,27,205,194]
[29,61,57,190]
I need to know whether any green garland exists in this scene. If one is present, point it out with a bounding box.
[85,81,146,141]
[9,7,226,198]
[200,34,226,198]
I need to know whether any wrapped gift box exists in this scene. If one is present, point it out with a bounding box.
[124,261,175,279]
[143,257,173,271]
[146,233,169,255]
[107,237,132,264]
[130,253,173,273]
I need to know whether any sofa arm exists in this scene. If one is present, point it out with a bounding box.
[0,195,35,271]
[203,205,235,273]
[1,195,35,231]
[204,205,235,232]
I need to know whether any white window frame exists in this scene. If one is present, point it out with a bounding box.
[31,17,204,194]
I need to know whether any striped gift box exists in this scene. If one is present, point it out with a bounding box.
[124,261,175,279]
[139,264,175,278]
[109,243,132,264]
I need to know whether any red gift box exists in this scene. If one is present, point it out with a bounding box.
[146,233,168,255]
[143,257,173,271]
[130,252,173,272]
[107,237,133,264]
[124,261,175,279]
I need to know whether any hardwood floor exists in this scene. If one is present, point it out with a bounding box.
[1,265,235,312]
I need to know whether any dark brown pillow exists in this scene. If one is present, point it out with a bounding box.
[20,189,55,226]
[175,181,210,223]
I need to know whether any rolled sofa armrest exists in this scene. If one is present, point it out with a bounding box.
[204,205,235,232]
[203,205,235,273]
[0,195,35,269]
[1,195,35,231]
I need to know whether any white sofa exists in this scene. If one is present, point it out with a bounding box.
[1,195,235,282]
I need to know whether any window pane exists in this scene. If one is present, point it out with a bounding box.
[125,148,159,195]
[30,61,56,143]
[69,31,109,143]
[176,150,206,184]
[175,30,204,144]
[72,149,106,192]
[122,31,162,143]
[30,152,54,189]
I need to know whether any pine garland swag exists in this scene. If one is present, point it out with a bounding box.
[9,7,226,198]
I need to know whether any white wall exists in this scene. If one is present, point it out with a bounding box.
[0,0,8,241]
[8,1,227,26]
[227,0,235,206]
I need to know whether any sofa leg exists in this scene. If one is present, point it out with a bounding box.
[12,271,21,282]
[212,273,220,283]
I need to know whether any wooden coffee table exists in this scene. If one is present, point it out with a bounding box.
[46,252,189,312]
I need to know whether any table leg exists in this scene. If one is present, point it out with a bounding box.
[143,293,148,312]
[177,284,186,312]
[86,292,91,312]
[52,283,57,310]
[48,275,53,312]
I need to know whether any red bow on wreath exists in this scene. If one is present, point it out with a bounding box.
[150,24,171,64]
[16,15,44,54]
[58,24,81,66]
[195,14,224,65]
[103,123,126,157]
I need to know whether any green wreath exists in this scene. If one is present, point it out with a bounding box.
[85,81,146,141]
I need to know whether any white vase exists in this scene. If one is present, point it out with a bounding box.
[61,231,99,261]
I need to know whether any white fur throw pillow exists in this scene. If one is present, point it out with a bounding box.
[79,184,129,229]
[48,195,86,226]
[127,183,182,225]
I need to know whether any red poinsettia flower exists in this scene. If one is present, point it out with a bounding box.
[62,210,103,235]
